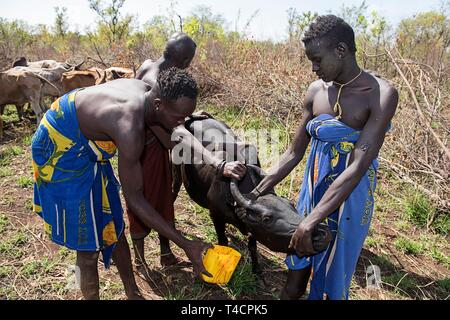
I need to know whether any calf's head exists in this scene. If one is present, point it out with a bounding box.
[230,165,331,254]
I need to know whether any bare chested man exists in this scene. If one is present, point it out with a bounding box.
[126,33,197,269]
[32,67,246,300]
[249,15,398,300]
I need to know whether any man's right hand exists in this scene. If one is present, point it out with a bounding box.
[223,161,247,180]
[183,240,213,279]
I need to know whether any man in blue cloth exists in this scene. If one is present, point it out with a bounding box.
[249,15,398,300]
[31,67,247,299]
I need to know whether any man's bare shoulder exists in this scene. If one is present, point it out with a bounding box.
[367,72,397,98]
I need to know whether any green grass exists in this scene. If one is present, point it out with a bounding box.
[428,246,450,268]
[432,213,450,235]
[436,278,450,293]
[394,237,423,255]
[403,191,433,228]
[365,236,377,248]
[0,265,13,278]
[1,105,20,123]
[224,260,260,298]
[17,176,33,188]
[383,273,418,294]
[0,214,8,233]
[0,167,12,177]
[0,231,28,258]
[0,146,24,166]
[22,135,33,146]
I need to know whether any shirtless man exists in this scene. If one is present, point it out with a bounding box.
[249,15,398,300]
[32,67,246,299]
[126,33,198,269]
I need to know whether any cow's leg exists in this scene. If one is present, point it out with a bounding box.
[211,213,228,246]
[16,104,24,120]
[30,98,43,125]
[248,235,262,275]
[0,114,3,140]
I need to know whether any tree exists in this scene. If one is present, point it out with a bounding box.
[53,6,69,38]
[183,5,227,42]
[286,8,317,42]
[396,11,449,68]
[88,0,134,45]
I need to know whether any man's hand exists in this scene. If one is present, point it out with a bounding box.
[288,219,317,257]
[183,240,213,279]
[223,161,247,180]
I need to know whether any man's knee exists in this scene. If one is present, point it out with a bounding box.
[281,268,311,300]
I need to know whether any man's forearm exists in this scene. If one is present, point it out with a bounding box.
[173,126,223,168]
[126,193,188,248]
[307,164,365,224]
[255,149,301,195]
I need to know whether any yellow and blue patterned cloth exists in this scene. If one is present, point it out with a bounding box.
[285,113,384,300]
[31,89,123,268]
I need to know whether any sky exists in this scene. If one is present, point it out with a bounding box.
[0,0,446,40]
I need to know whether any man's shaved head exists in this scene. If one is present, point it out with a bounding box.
[163,33,197,69]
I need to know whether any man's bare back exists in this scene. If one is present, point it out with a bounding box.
[74,79,150,143]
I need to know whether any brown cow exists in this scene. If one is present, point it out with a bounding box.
[61,68,106,93]
[0,68,58,139]
[104,67,134,81]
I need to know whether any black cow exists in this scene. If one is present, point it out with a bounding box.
[172,117,331,275]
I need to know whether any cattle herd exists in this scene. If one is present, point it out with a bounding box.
[0,57,135,139]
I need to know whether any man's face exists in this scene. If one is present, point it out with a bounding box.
[157,96,196,131]
[305,38,342,83]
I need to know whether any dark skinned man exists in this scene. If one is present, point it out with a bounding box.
[127,33,199,269]
[31,68,246,300]
[248,15,398,300]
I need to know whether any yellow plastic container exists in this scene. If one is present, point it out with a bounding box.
[201,245,242,285]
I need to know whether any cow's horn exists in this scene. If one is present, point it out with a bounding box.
[230,178,253,209]
[74,59,85,70]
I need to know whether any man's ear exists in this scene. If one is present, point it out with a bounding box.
[335,42,348,58]
[153,98,162,111]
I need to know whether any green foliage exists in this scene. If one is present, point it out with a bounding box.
[225,260,260,298]
[0,145,23,166]
[183,6,227,44]
[88,0,135,45]
[436,278,450,293]
[0,214,8,233]
[403,191,433,228]
[394,237,423,255]
[383,272,417,292]
[286,8,318,41]
[396,11,449,67]
[53,6,69,38]
[17,176,33,188]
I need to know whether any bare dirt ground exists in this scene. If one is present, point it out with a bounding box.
[0,110,448,300]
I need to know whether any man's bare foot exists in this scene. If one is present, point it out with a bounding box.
[160,252,181,267]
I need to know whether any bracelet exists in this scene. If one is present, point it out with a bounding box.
[253,186,262,197]
[216,160,226,176]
